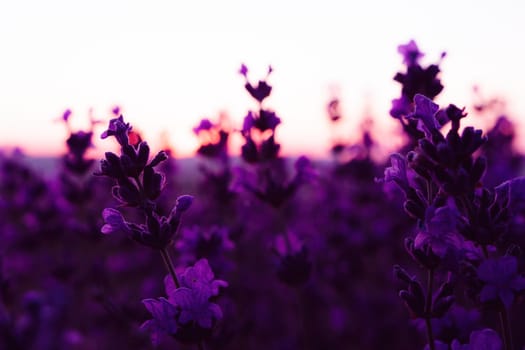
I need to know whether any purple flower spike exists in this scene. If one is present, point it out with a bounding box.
[101,208,130,235]
[477,256,525,309]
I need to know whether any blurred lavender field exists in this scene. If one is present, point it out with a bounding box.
[2,41,525,350]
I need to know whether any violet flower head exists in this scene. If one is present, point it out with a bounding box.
[162,259,227,329]
[101,208,130,235]
[390,96,412,120]
[398,39,424,66]
[62,109,72,122]
[193,119,214,134]
[382,153,410,192]
[166,258,228,299]
[240,64,273,103]
[255,110,281,132]
[100,115,132,146]
[193,117,230,158]
[239,63,248,77]
[412,94,442,138]
[390,41,444,122]
[477,256,525,309]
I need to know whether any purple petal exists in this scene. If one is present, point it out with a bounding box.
[510,276,525,291]
[175,195,194,212]
[499,256,518,277]
[398,39,424,65]
[383,153,408,189]
[210,280,228,296]
[208,302,223,320]
[193,258,214,281]
[101,208,129,235]
[477,259,498,283]
[239,64,248,77]
[140,320,162,346]
[178,310,192,325]
[469,328,502,350]
[413,94,440,136]
[164,274,177,296]
[498,289,514,309]
[479,285,498,303]
[171,288,193,308]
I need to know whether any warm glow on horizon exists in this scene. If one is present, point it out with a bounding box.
[1,0,525,159]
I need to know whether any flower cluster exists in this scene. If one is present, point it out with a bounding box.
[142,259,228,345]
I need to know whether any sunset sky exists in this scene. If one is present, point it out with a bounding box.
[1,0,524,158]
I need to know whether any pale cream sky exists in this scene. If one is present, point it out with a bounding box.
[1,0,524,158]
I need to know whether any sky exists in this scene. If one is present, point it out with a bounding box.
[1,0,524,158]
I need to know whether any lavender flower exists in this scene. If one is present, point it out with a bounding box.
[100,115,132,145]
[240,64,273,103]
[165,258,228,299]
[141,259,227,344]
[398,39,424,66]
[441,328,503,350]
[414,203,461,257]
[477,256,525,309]
[100,208,130,235]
